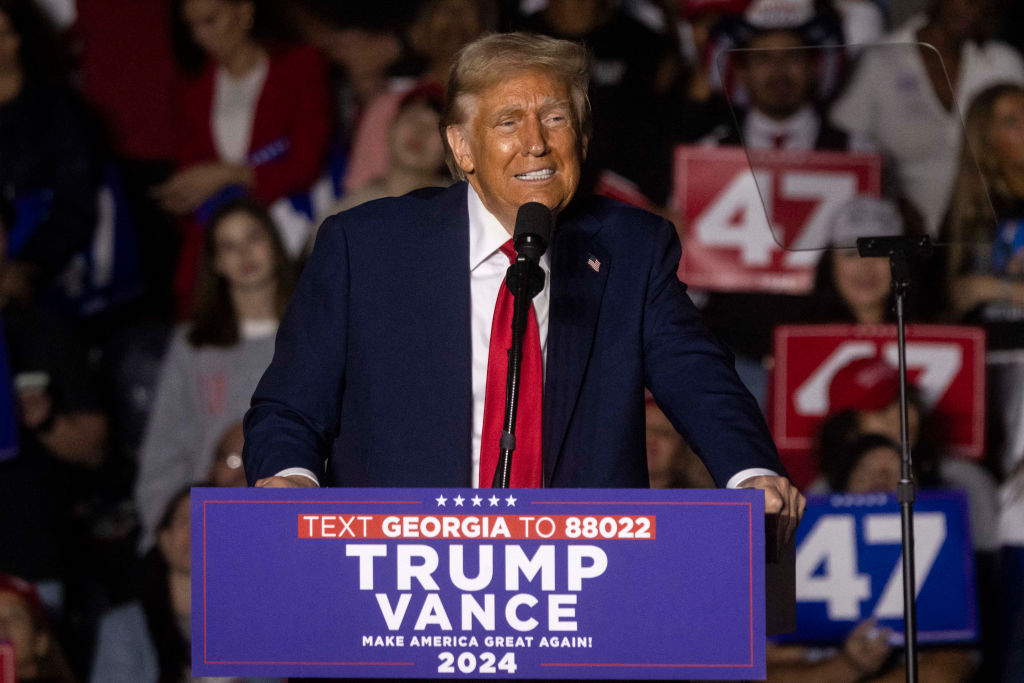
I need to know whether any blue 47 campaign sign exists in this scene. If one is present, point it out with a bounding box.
[786,491,977,645]
[192,487,766,679]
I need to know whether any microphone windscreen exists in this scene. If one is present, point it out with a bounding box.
[513,202,554,244]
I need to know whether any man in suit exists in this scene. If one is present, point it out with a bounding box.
[242,32,804,546]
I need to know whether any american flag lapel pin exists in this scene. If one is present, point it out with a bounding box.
[586,254,601,273]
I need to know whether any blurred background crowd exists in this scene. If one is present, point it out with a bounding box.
[0,0,1022,680]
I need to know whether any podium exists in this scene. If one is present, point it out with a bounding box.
[191,487,780,680]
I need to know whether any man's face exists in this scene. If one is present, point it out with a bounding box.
[447,69,583,232]
[740,32,814,121]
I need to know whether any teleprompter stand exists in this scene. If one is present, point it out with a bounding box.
[856,234,933,683]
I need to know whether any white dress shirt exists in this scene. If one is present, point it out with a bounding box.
[744,105,821,151]
[212,58,268,164]
[467,184,550,486]
[277,185,774,489]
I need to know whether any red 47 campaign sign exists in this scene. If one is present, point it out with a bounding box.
[673,146,882,294]
[771,325,986,488]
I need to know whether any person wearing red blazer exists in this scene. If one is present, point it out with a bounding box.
[155,0,331,313]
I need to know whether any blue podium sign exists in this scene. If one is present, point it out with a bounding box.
[191,487,766,679]
[785,491,977,645]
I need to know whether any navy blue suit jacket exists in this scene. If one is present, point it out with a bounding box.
[243,182,782,488]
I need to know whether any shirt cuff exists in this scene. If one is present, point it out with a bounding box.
[726,468,779,489]
[273,467,320,486]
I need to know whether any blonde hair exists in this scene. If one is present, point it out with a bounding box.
[440,32,591,180]
[946,83,1024,274]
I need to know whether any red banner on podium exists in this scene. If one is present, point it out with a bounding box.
[673,146,882,294]
[771,324,986,487]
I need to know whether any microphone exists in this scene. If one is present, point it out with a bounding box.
[506,203,550,299]
[492,202,552,488]
[512,202,553,263]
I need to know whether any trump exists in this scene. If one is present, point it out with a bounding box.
[242,32,803,546]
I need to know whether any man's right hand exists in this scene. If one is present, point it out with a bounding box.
[254,475,318,488]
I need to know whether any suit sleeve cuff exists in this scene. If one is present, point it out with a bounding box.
[726,468,779,489]
[273,467,320,486]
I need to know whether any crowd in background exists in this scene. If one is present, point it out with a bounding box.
[0,0,1023,680]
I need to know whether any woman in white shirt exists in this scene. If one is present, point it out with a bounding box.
[133,199,295,547]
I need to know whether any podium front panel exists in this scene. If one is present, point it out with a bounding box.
[192,487,766,679]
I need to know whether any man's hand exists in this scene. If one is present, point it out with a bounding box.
[738,475,806,557]
[254,474,318,488]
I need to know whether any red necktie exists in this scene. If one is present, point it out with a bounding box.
[478,240,543,488]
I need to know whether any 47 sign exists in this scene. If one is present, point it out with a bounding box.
[673,146,882,294]
[786,492,977,645]
[770,324,986,487]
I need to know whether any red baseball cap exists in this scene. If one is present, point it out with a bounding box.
[828,358,901,415]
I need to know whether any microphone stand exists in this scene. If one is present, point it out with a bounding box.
[856,234,933,683]
[492,251,545,489]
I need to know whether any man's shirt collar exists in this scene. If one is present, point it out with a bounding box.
[746,105,818,147]
[467,183,514,271]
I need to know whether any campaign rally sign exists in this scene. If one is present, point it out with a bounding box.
[192,487,765,680]
[673,146,882,294]
[771,324,986,488]
[782,491,977,645]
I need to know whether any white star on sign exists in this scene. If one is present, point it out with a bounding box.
[471,495,483,507]
[453,495,465,507]
[435,494,447,506]
[505,495,517,507]
[488,495,500,507]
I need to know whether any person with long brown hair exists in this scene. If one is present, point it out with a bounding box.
[133,198,294,548]
[944,82,1024,332]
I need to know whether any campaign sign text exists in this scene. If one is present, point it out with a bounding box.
[771,324,986,488]
[192,487,765,679]
[783,491,976,645]
[673,146,881,294]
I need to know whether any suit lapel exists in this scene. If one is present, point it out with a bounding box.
[543,207,610,484]
[416,183,474,482]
